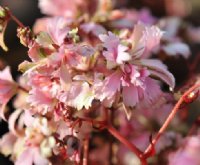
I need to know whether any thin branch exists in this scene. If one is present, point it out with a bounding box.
[83,136,89,165]
[70,116,146,164]
[106,125,146,164]
[109,109,114,165]
[143,83,200,159]
[18,85,29,93]
[8,11,25,28]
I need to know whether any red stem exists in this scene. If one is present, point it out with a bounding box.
[143,83,200,158]
[83,136,89,165]
[18,85,29,93]
[107,125,146,164]
[71,116,146,164]
[9,11,25,28]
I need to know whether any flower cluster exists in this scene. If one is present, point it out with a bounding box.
[0,1,200,165]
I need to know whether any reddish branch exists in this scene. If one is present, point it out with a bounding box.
[143,83,200,159]
[73,83,200,165]
[83,136,89,165]
[18,85,29,93]
[8,11,25,27]
[107,125,146,164]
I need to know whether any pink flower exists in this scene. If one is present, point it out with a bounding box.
[16,147,49,165]
[95,64,162,108]
[99,32,131,64]
[80,23,106,37]
[0,132,16,156]
[28,88,53,106]
[0,67,18,120]
[168,135,200,165]
[58,82,94,110]
[121,65,162,107]
[94,70,121,106]
[139,59,175,89]
[130,22,164,58]
[46,17,71,45]
[48,44,94,71]
[38,0,85,18]
[162,42,191,59]
[110,8,156,29]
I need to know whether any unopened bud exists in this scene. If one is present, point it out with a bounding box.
[63,135,80,156]
[0,6,10,51]
[17,26,34,47]
[0,6,10,25]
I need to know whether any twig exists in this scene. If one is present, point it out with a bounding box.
[18,85,29,93]
[109,109,114,165]
[83,136,89,165]
[143,83,200,159]
[106,125,146,164]
[70,116,146,164]
[8,10,25,27]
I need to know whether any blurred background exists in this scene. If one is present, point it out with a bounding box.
[0,0,200,164]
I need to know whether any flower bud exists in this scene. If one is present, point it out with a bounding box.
[0,6,10,51]
[17,26,35,47]
[63,135,80,156]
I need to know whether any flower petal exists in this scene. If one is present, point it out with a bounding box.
[0,132,16,156]
[162,42,190,59]
[139,59,175,89]
[122,85,139,107]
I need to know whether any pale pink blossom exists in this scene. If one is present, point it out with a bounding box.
[16,147,49,165]
[130,22,164,58]
[33,17,50,34]
[48,44,94,70]
[58,82,94,110]
[162,42,190,59]
[46,17,71,45]
[94,65,162,107]
[80,23,106,37]
[0,67,18,120]
[168,135,200,165]
[110,8,156,29]
[139,59,175,89]
[99,32,131,64]
[0,132,16,156]
[38,0,85,18]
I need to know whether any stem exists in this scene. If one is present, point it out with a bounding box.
[9,11,25,27]
[83,136,89,165]
[107,125,145,164]
[18,85,29,93]
[190,53,200,73]
[72,113,146,164]
[143,83,200,158]
[109,109,114,165]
